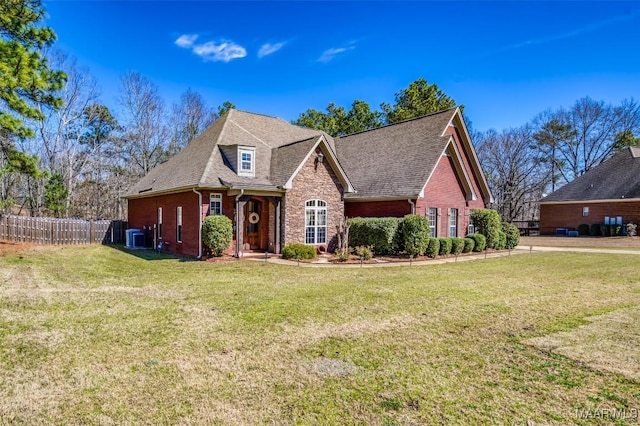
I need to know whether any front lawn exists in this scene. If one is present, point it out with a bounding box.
[1,246,639,424]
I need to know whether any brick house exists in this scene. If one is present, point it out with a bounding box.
[539,146,640,234]
[125,108,492,258]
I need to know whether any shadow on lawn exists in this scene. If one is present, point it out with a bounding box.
[108,244,197,262]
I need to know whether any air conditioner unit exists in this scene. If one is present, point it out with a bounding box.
[125,229,145,248]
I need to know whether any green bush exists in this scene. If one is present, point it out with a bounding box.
[426,238,440,258]
[463,237,475,253]
[466,233,486,252]
[493,230,507,250]
[589,223,601,236]
[502,222,520,249]
[282,243,317,260]
[402,214,430,256]
[470,209,502,249]
[437,237,452,256]
[354,245,374,260]
[577,224,590,236]
[202,215,233,256]
[348,217,401,255]
[451,237,465,255]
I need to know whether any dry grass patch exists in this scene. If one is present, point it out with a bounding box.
[526,305,640,381]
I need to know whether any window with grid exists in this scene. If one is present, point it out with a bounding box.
[157,207,163,239]
[305,200,327,244]
[238,148,255,176]
[449,208,458,237]
[210,193,222,215]
[428,208,437,237]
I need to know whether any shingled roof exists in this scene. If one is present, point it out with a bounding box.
[125,110,346,197]
[541,146,640,202]
[335,108,459,199]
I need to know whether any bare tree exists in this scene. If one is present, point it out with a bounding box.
[118,71,169,177]
[535,97,640,186]
[477,126,548,221]
[167,88,217,155]
[28,51,100,216]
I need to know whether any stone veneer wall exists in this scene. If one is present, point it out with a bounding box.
[283,148,344,251]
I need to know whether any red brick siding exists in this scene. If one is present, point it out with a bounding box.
[345,200,412,218]
[284,149,344,251]
[128,191,236,258]
[540,201,640,234]
[416,154,485,237]
[443,125,487,204]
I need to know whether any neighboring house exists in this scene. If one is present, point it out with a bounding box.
[539,146,640,234]
[124,108,492,258]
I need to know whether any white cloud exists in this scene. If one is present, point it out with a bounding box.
[175,34,198,48]
[175,33,247,63]
[192,41,247,62]
[318,45,355,63]
[258,42,286,58]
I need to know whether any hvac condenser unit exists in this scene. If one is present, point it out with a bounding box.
[125,229,145,248]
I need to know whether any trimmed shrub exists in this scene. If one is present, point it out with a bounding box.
[282,243,317,260]
[202,215,233,256]
[466,233,486,252]
[348,217,401,255]
[470,209,502,249]
[577,224,590,236]
[589,223,601,236]
[502,222,520,250]
[451,237,465,255]
[426,238,440,258]
[402,214,430,256]
[611,225,622,236]
[437,237,452,256]
[493,230,507,250]
[354,245,374,260]
[463,237,475,253]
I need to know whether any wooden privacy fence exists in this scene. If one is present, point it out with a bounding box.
[0,215,127,245]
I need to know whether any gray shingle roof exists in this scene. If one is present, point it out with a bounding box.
[335,108,457,199]
[125,110,334,197]
[541,146,640,202]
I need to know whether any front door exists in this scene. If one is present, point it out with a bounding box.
[245,200,262,250]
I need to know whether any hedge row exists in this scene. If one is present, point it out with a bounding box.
[346,215,483,257]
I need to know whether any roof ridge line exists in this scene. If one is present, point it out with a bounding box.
[338,107,459,139]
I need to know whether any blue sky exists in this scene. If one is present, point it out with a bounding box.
[45,1,640,132]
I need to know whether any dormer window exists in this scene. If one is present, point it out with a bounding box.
[238,147,255,177]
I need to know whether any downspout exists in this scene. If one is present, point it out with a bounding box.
[192,188,203,259]
[235,189,244,257]
[408,198,416,215]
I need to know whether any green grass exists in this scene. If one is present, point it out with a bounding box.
[1,245,639,424]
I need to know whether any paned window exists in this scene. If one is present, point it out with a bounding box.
[582,207,589,217]
[428,208,438,237]
[305,200,327,244]
[210,193,222,215]
[449,208,458,237]
[238,147,255,176]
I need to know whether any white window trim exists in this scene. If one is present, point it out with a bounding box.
[582,206,589,217]
[157,207,163,239]
[305,199,327,245]
[210,193,223,215]
[449,208,458,237]
[238,147,255,177]
[428,207,437,238]
[176,206,183,243]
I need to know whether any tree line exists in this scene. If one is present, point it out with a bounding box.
[2,1,639,221]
